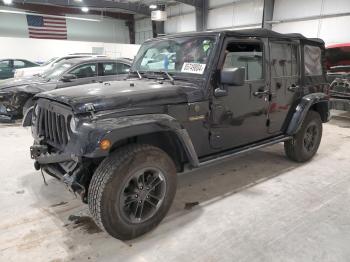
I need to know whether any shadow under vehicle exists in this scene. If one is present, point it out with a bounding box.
[26,29,330,240]
[326,43,350,111]
[0,57,131,122]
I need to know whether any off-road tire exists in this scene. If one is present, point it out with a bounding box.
[88,144,177,240]
[22,97,34,117]
[284,110,322,162]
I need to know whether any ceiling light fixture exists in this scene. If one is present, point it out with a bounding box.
[0,9,100,22]
[149,4,157,9]
[81,7,89,12]
[3,0,13,5]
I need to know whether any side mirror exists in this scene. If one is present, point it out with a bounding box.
[61,74,77,82]
[220,67,246,86]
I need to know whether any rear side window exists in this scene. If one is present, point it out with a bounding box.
[14,60,26,69]
[101,62,118,76]
[223,42,263,81]
[304,45,322,76]
[0,60,11,68]
[270,42,298,77]
[117,63,130,74]
[69,63,97,78]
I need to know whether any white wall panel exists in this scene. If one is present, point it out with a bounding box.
[0,7,130,43]
[272,20,320,38]
[274,0,323,20]
[0,36,140,61]
[165,13,196,34]
[135,17,152,44]
[318,16,350,44]
[67,15,129,43]
[323,0,350,15]
[207,0,263,29]
[274,0,350,21]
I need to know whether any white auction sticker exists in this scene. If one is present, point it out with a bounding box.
[181,63,206,74]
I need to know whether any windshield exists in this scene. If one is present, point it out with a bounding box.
[41,60,74,80]
[132,36,216,75]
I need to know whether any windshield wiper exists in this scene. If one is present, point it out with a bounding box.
[159,71,175,85]
[128,70,142,79]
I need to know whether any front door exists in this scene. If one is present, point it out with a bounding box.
[57,62,98,88]
[209,38,270,150]
[268,40,300,133]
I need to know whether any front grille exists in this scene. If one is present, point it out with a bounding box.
[35,100,72,148]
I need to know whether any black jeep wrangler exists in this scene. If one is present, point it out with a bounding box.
[27,29,330,240]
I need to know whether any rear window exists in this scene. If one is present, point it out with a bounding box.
[304,45,322,76]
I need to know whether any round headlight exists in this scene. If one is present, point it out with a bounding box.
[69,117,78,133]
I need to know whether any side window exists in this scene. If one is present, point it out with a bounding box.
[14,60,26,69]
[304,45,322,76]
[0,60,10,68]
[270,42,292,77]
[117,63,131,74]
[223,42,263,81]
[68,63,97,78]
[101,62,117,76]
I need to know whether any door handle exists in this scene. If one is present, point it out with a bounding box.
[253,90,269,97]
[288,84,299,92]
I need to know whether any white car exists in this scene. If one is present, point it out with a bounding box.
[14,54,106,78]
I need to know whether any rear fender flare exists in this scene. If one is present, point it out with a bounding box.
[286,93,329,135]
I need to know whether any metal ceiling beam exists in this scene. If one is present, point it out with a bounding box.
[174,0,203,7]
[11,0,151,16]
[195,0,208,31]
[262,0,275,29]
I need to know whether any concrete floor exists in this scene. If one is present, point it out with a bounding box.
[1,111,350,262]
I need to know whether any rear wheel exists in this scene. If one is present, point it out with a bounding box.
[88,144,177,240]
[284,110,322,162]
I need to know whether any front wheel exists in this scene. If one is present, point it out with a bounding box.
[284,110,323,162]
[88,144,177,240]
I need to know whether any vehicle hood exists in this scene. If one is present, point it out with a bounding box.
[0,76,56,93]
[36,79,204,113]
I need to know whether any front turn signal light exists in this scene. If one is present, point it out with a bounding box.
[100,139,111,151]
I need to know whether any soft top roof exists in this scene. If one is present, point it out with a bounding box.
[157,28,324,45]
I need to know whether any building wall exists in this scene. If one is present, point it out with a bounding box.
[207,0,263,30]
[135,16,153,44]
[272,0,350,45]
[0,6,131,43]
[0,36,140,62]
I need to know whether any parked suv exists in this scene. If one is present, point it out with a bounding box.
[27,29,330,240]
[0,57,131,121]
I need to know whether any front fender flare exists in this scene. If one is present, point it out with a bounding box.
[286,93,329,135]
[87,114,200,167]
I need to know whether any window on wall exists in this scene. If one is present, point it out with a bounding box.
[304,45,322,76]
[223,42,263,81]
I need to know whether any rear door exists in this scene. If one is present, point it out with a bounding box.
[268,40,300,133]
[209,38,270,150]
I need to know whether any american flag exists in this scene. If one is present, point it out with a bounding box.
[26,15,67,40]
